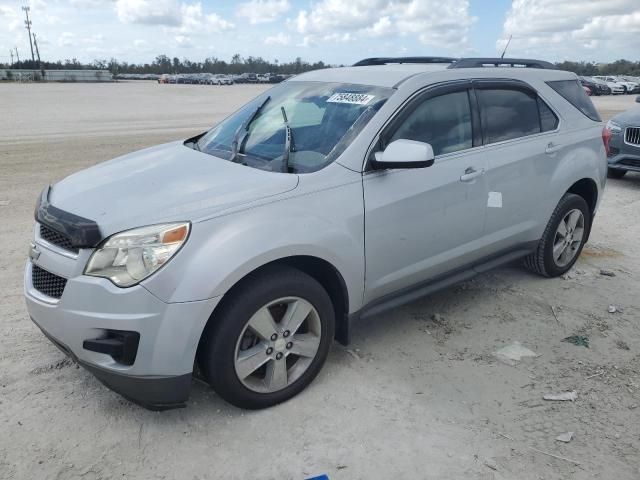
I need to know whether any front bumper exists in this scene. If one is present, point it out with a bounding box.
[32,318,192,410]
[608,132,640,172]
[25,248,220,409]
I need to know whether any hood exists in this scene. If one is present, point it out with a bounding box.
[49,141,299,236]
[612,106,640,125]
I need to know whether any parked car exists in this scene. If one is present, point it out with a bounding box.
[256,73,270,83]
[158,74,169,84]
[26,57,606,410]
[617,76,640,94]
[579,76,609,96]
[211,74,233,85]
[604,99,640,178]
[594,76,634,94]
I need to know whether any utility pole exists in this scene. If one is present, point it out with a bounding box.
[10,50,14,66]
[33,33,41,66]
[22,6,35,64]
[15,47,20,64]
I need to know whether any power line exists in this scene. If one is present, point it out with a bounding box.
[22,6,35,63]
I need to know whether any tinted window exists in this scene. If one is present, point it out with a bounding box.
[389,90,472,156]
[546,80,601,122]
[477,88,541,144]
[538,97,559,132]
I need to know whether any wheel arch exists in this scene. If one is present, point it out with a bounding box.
[565,177,598,241]
[197,255,352,362]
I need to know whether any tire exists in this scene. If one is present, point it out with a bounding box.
[199,265,335,409]
[608,168,627,179]
[524,193,591,277]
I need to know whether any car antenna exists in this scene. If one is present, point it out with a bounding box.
[500,34,512,59]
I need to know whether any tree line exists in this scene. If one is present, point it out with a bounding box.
[2,54,330,75]
[3,55,640,76]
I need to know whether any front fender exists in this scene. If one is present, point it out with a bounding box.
[142,181,365,312]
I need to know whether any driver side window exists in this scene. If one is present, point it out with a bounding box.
[389,90,473,156]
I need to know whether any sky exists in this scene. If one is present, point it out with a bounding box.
[0,0,639,66]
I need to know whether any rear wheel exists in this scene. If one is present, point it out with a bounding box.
[525,193,590,277]
[608,168,627,179]
[199,265,335,409]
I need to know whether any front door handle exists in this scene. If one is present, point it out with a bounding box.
[460,167,485,182]
[545,142,562,154]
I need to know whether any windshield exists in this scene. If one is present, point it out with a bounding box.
[195,81,393,173]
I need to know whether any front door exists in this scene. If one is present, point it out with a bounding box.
[363,84,488,303]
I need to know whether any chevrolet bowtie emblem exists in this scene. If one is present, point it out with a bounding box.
[28,242,41,262]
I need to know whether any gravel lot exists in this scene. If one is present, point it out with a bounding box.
[1,82,639,480]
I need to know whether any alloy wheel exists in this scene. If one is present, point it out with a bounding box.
[552,208,585,267]
[234,297,322,393]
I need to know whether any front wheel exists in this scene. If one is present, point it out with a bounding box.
[524,193,591,277]
[199,265,335,409]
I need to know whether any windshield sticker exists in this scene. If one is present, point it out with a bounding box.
[327,93,375,105]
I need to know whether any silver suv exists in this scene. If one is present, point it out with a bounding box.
[25,57,607,410]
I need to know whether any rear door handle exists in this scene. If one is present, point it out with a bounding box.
[545,142,562,154]
[460,167,485,182]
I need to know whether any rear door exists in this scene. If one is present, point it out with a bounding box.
[363,82,488,303]
[474,80,560,253]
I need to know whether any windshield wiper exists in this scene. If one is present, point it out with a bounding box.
[229,95,271,164]
[280,106,295,173]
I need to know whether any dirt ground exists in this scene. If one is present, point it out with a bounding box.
[1,82,639,480]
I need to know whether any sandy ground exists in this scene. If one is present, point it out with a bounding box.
[1,81,639,480]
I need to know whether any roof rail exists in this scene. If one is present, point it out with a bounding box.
[449,58,555,69]
[353,56,457,67]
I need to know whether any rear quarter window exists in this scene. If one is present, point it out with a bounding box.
[546,80,601,122]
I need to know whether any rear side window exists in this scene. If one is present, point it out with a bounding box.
[477,88,541,144]
[546,80,601,122]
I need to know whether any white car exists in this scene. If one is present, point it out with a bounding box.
[594,76,634,94]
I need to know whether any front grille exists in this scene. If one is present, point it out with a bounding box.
[625,127,640,146]
[31,264,67,299]
[39,224,78,253]
[620,159,640,168]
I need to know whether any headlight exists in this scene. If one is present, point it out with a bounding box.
[85,222,190,287]
[606,120,622,133]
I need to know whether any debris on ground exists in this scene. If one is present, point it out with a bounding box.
[615,340,630,351]
[562,335,589,348]
[483,458,498,471]
[608,305,618,314]
[556,432,574,443]
[600,269,616,277]
[543,391,577,402]
[493,342,538,365]
[345,349,361,361]
[431,313,445,323]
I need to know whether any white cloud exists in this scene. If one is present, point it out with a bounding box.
[116,0,182,26]
[264,32,291,45]
[0,5,20,32]
[237,0,290,24]
[499,0,640,60]
[293,0,475,51]
[58,32,76,47]
[115,0,234,42]
[179,3,234,33]
[174,34,193,47]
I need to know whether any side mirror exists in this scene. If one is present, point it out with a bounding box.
[371,139,435,170]
[636,96,640,103]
